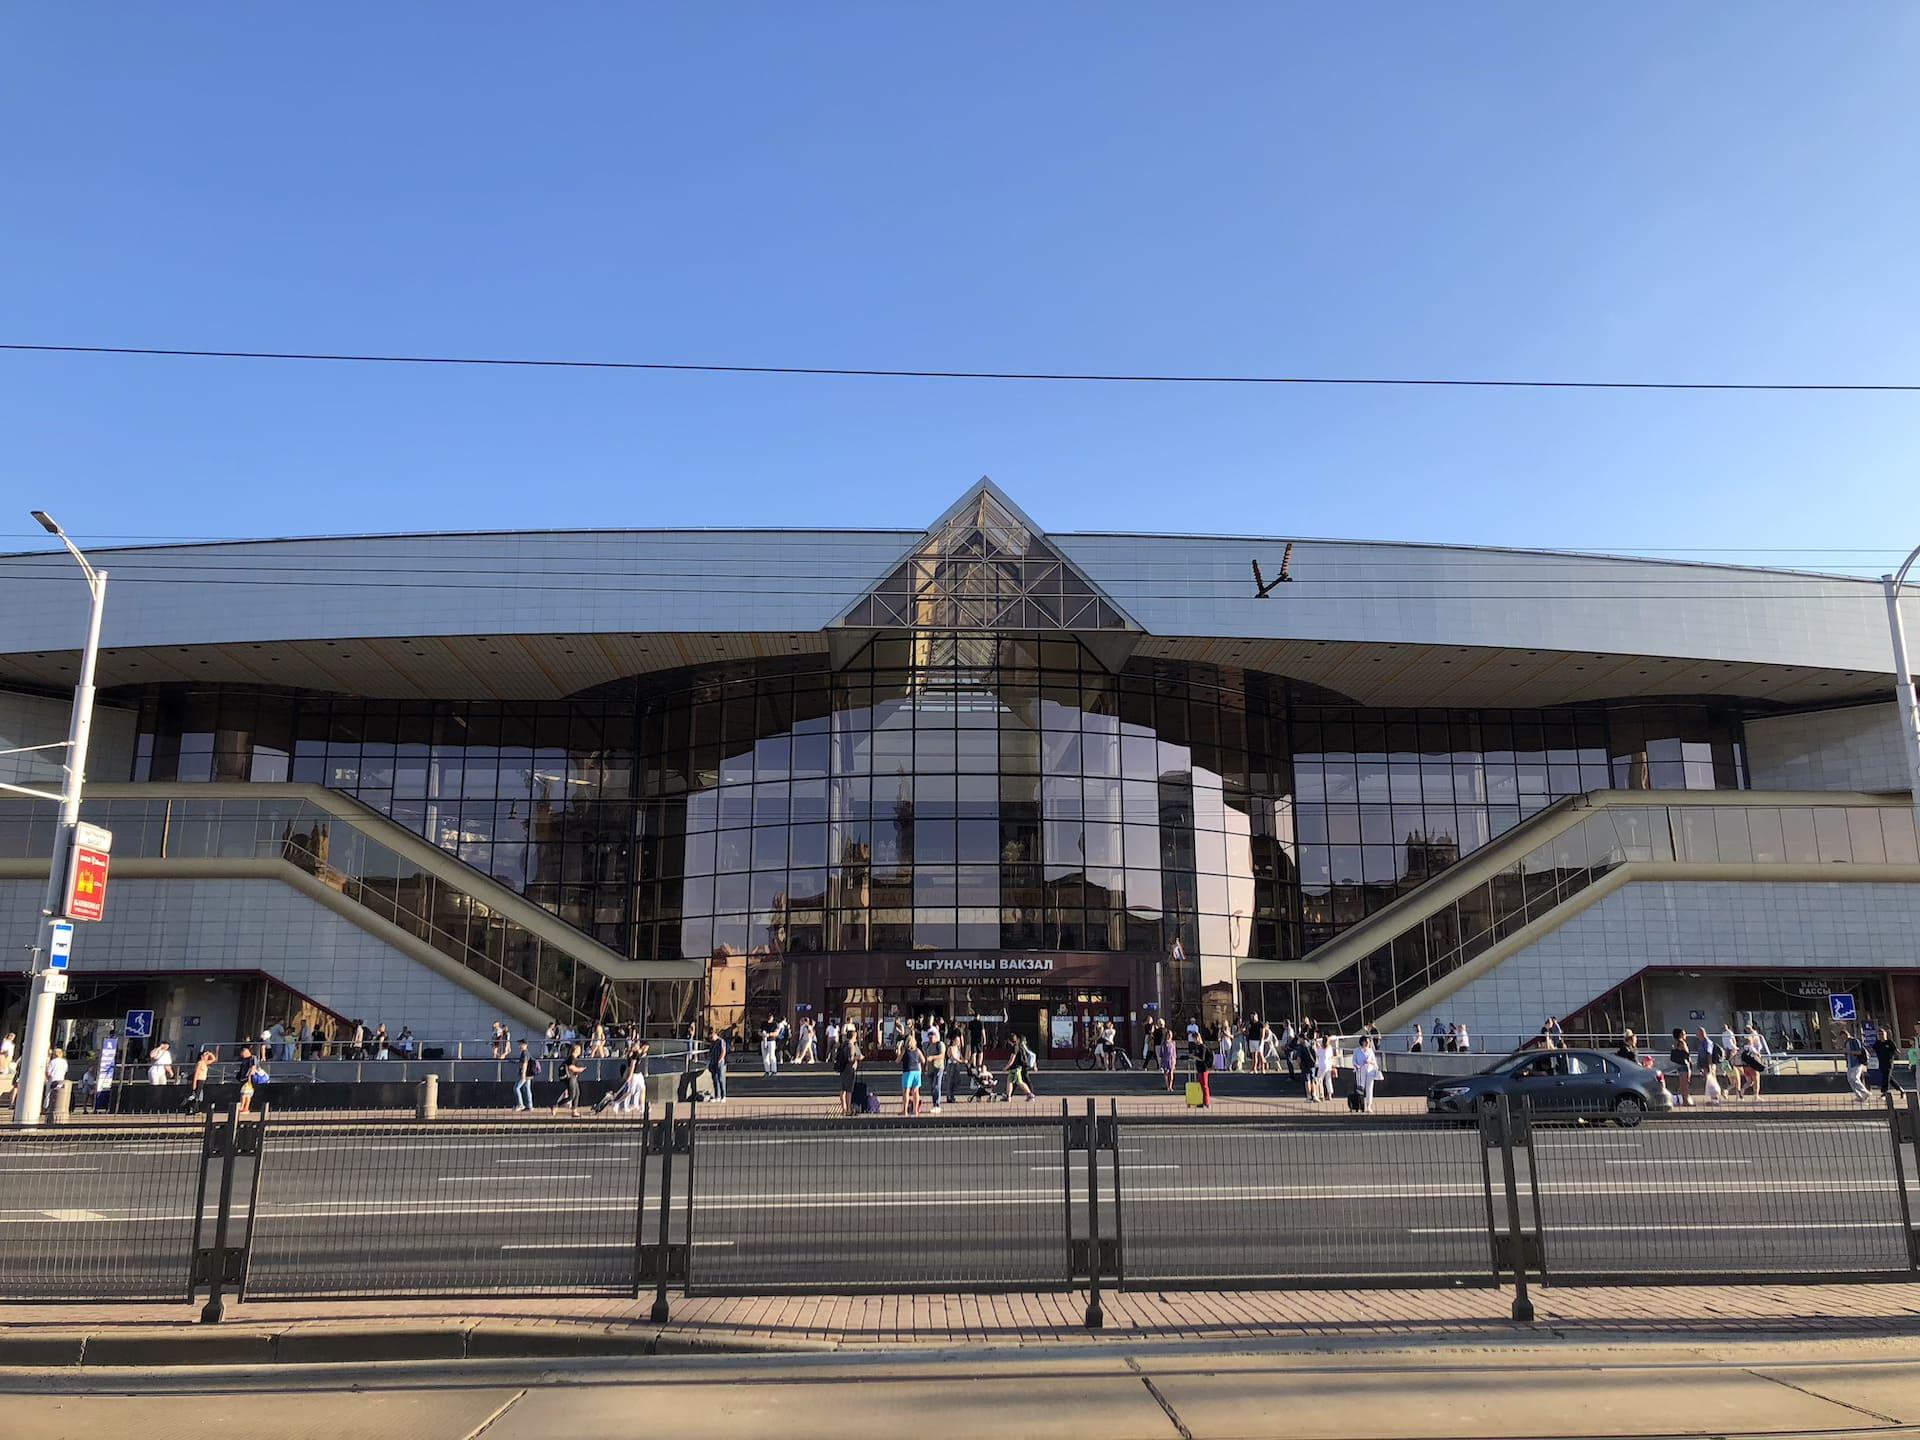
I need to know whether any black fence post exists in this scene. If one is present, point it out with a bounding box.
[650,1099,675,1324]
[1890,1091,1919,1271]
[1495,1093,1535,1323]
[198,1108,241,1324]
[1107,1098,1125,1292]
[1059,1098,1073,1289]
[1084,1098,1103,1329]
[235,1102,270,1302]
[187,1106,216,1303]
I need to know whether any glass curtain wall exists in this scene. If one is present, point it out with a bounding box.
[119,665,1749,1026]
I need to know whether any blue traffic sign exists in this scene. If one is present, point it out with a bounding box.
[124,1009,155,1040]
[47,920,73,971]
[1829,993,1857,1022]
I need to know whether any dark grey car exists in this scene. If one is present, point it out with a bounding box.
[1426,1048,1665,1127]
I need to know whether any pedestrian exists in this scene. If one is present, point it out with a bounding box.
[1667,1028,1695,1106]
[1454,1021,1470,1053]
[550,1043,585,1118]
[834,1028,860,1117]
[1003,1030,1036,1102]
[1874,1026,1902,1098]
[1695,1028,1721,1103]
[678,1033,707,1104]
[595,1044,644,1115]
[374,1023,390,1060]
[968,1013,986,1064]
[1410,1023,1424,1054]
[706,1026,729,1102]
[1739,1027,1768,1100]
[901,1030,924,1116]
[1613,1029,1638,1063]
[924,1031,947,1113]
[794,1018,817,1066]
[512,1039,537,1112]
[761,1019,779,1077]
[1352,1034,1381,1113]
[1840,1027,1869,1102]
[1186,1028,1212,1108]
[1310,1033,1333,1103]
[148,1040,175,1089]
[943,1034,963,1107]
[180,1047,216,1112]
[491,1020,508,1059]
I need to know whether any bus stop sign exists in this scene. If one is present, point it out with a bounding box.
[62,822,112,922]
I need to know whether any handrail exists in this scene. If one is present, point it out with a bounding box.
[0,782,697,1028]
[1241,788,1920,1032]
[79,782,658,978]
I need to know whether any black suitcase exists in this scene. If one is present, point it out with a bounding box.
[850,1079,871,1111]
[1346,1091,1364,1113]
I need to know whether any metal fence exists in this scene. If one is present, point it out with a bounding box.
[242,1117,656,1298]
[685,1107,1077,1295]
[0,1117,206,1300]
[1510,1097,1918,1286]
[1114,1112,1502,1290]
[5,1092,1919,1324]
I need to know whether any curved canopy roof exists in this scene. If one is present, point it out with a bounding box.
[0,478,1906,709]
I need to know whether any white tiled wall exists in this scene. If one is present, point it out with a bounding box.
[0,688,136,787]
[1434,879,1920,1039]
[1746,704,1912,793]
[0,876,523,1043]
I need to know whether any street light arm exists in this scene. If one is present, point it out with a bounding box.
[1894,543,1920,593]
[29,510,102,590]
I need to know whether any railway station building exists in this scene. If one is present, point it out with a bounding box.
[2,479,1916,1058]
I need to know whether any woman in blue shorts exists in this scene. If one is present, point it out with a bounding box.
[900,1034,924,1117]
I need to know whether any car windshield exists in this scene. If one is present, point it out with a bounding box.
[1482,1053,1537,1076]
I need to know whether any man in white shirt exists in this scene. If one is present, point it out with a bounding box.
[44,1047,69,1108]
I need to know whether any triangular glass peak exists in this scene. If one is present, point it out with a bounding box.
[831,479,1141,633]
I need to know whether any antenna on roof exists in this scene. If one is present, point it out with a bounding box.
[1251,543,1294,598]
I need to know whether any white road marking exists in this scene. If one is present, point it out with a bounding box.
[1409,1221,1894,1234]
[39,1209,106,1222]
[1604,1159,1752,1166]
[1031,1164,1175,1172]
[499,1241,734,1251]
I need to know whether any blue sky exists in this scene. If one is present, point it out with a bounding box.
[3,4,1917,569]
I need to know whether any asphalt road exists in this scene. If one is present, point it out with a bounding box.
[0,1111,1912,1301]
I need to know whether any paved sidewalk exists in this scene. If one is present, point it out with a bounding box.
[10,1335,1920,1439]
[9,1281,1920,1364]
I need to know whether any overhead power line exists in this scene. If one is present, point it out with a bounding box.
[0,568,1900,602]
[4,342,1919,392]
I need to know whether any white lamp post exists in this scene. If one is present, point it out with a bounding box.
[1885,548,1920,845]
[10,512,108,1125]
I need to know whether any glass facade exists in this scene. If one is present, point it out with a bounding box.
[120,647,1750,1028]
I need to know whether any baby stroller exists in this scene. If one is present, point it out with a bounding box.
[966,1060,999,1101]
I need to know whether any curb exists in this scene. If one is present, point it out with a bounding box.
[0,1322,838,1369]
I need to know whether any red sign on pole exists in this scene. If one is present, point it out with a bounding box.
[63,822,112,922]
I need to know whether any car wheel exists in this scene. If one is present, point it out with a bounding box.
[1612,1093,1644,1128]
